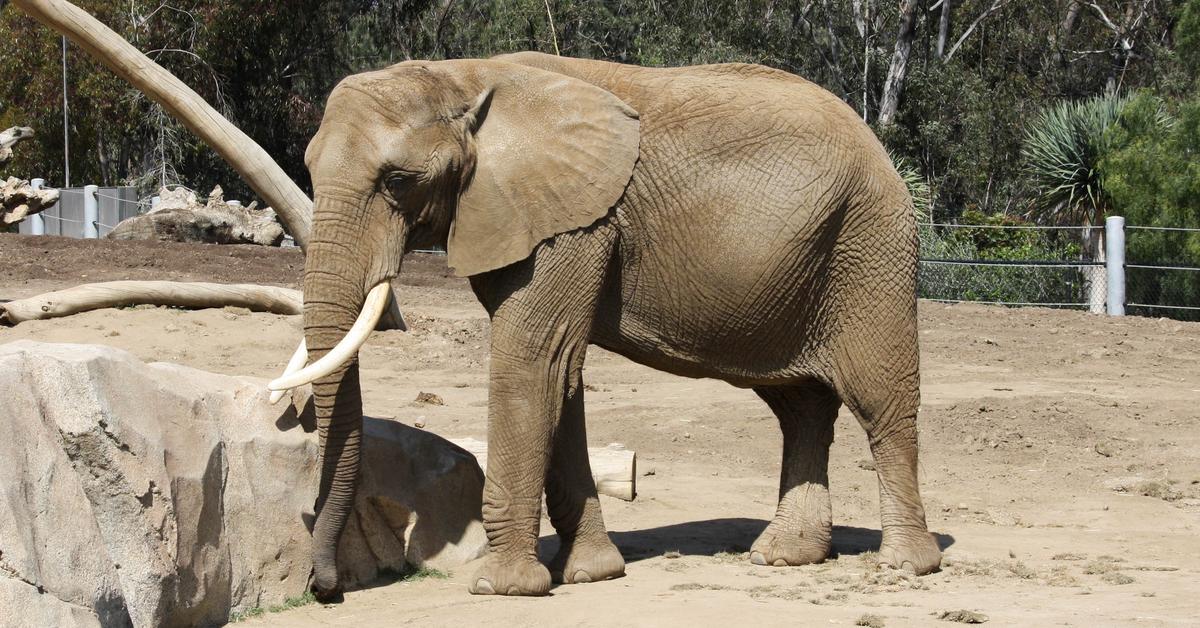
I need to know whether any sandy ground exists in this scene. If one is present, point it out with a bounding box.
[2,235,1198,627]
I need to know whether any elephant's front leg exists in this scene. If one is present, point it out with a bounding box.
[468,349,566,596]
[545,373,625,584]
[467,229,615,596]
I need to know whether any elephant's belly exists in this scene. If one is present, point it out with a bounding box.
[591,248,834,388]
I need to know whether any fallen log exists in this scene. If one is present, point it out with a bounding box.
[2,176,60,225]
[450,438,637,501]
[0,281,302,325]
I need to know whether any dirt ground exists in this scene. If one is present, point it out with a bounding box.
[3,235,1198,627]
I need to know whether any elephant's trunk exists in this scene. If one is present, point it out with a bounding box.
[294,195,399,599]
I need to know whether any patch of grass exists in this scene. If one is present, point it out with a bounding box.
[746,584,808,601]
[663,549,682,559]
[229,591,316,622]
[1132,480,1183,502]
[1005,561,1037,580]
[1101,572,1135,585]
[670,582,731,592]
[936,609,989,623]
[1083,560,1118,575]
[377,565,451,584]
[1051,552,1086,561]
[856,614,886,628]
[1045,566,1080,587]
[711,550,748,563]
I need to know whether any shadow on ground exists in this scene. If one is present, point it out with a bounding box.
[540,518,954,563]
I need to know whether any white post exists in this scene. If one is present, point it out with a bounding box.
[83,184,99,239]
[151,195,161,211]
[30,178,46,235]
[1106,216,1125,316]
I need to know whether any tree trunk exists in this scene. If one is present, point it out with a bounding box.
[937,0,952,58]
[877,0,919,127]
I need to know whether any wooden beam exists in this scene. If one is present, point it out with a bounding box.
[449,438,636,501]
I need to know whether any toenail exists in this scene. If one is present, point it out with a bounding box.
[573,570,592,583]
[750,551,767,565]
[473,578,495,595]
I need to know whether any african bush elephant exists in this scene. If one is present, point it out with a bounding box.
[269,51,940,598]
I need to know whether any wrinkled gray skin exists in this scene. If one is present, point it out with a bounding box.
[302,51,939,599]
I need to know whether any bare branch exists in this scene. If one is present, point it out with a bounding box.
[944,0,1014,61]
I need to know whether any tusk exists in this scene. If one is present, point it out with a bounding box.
[268,339,308,405]
[268,282,391,394]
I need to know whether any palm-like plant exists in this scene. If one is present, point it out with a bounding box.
[890,151,932,223]
[1021,93,1131,227]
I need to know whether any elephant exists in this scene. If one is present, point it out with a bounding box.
[268,51,940,599]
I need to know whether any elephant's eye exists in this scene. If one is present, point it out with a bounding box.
[384,173,411,201]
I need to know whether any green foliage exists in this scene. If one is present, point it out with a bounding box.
[376,565,451,583]
[890,152,931,222]
[1022,93,1131,226]
[1178,0,1200,85]
[0,0,1192,233]
[918,210,1087,306]
[229,591,316,622]
[1101,90,1200,319]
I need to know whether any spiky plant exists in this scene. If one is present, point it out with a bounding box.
[1021,93,1132,227]
[889,151,932,223]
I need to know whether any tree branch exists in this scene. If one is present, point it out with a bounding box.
[944,0,1013,61]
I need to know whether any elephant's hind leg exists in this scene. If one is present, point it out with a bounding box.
[545,373,625,584]
[838,353,942,575]
[750,381,840,567]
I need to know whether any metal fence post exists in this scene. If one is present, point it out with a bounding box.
[1105,215,1125,316]
[30,178,46,235]
[83,184,99,239]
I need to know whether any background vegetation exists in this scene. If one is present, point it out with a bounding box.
[1,0,1197,315]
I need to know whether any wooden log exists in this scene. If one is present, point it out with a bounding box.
[449,438,636,501]
[0,281,302,325]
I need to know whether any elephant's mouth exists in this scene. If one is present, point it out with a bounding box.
[267,280,393,403]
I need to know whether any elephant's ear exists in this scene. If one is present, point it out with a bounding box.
[447,61,640,277]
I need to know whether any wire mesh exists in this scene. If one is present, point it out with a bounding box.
[917,223,1100,309]
[1123,225,1200,321]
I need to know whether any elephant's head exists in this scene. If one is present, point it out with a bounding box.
[267,58,639,597]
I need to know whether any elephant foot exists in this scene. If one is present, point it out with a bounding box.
[749,519,830,567]
[549,536,626,584]
[469,554,552,596]
[877,530,942,575]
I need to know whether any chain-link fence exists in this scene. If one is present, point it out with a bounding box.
[918,221,1200,321]
[1123,226,1200,321]
[918,222,1105,310]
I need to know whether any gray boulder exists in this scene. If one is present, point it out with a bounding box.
[0,341,486,627]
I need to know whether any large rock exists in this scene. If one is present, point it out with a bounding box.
[0,341,486,627]
[106,186,286,246]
